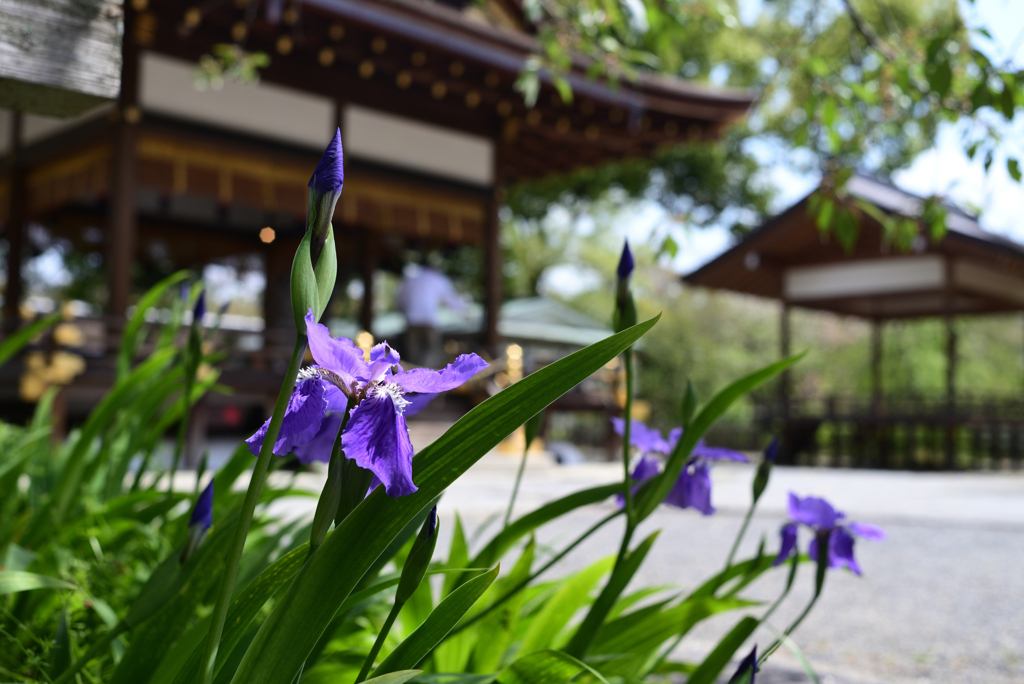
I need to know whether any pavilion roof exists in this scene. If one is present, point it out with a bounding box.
[149,0,755,183]
[684,174,1024,319]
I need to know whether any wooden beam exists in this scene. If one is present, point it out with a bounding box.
[3,111,24,327]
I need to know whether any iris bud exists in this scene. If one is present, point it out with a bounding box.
[292,129,343,331]
[727,645,757,684]
[613,240,637,333]
[192,291,206,325]
[395,506,438,605]
[182,480,214,564]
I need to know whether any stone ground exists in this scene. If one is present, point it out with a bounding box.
[207,424,1024,684]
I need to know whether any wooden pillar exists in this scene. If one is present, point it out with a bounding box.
[3,111,24,328]
[943,256,957,468]
[945,310,957,467]
[106,7,140,334]
[483,150,503,350]
[360,230,376,335]
[779,301,792,417]
[871,319,883,415]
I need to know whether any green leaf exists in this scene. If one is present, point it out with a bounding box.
[0,312,61,369]
[0,571,78,595]
[49,609,72,678]
[519,557,614,654]
[498,649,609,684]
[927,60,952,98]
[468,483,622,578]
[562,531,659,657]
[471,539,536,672]
[1009,158,1022,182]
[118,270,189,377]
[290,230,319,331]
[524,410,544,451]
[164,544,309,684]
[685,617,759,684]
[372,566,500,677]
[314,226,338,320]
[364,672,424,684]
[229,317,658,684]
[637,354,803,522]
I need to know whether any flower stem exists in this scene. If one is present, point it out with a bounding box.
[503,441,530,529]
[759,548,827,666]
[52,621,128,684]
[198,336,307,684]
[355,600,402,683]
[724,500,758,570]
[620,349,635,524]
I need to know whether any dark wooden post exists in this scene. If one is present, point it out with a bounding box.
[943,256,957,468]
[3,111,25,328]
[483,149,503,350]
[871,318,883,415]
[106,6,140,337]
[360,229,377,335]
[945,310,957,467]
[779,301,792,416]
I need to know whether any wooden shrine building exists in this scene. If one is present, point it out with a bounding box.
[0,0,753,429]
[686,174,1024,469]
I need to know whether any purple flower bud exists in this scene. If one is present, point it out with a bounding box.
[764,436,779,462]
[190,480,214,531]
[308,128,344,194]
[193,291,206,324]
[617,240,634,279]
[727,645,757,684]
[427,506,438,538]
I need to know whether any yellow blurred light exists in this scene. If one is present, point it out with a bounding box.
[259,227,276,243]
[355,331,374,360]
[506,343,522,361]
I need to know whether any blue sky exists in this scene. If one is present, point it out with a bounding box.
[640,0,1024,275]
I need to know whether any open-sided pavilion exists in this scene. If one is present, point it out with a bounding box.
[686,174,1024,469]
[0,0,753,437]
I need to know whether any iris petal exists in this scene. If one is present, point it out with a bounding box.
[664,461,715,515]
[245,378,328,457]
[788,493,843,530]
[393,354,489,394]
[293,413,343,465]
[693,439,748,462]
[829,526,862,575]
[610,417,670,454]
[342,392,417,497]
[305,310,370,386]
[849,521,886,540]
[774,523,798,566]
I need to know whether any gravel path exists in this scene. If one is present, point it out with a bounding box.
[250,427,1024,684]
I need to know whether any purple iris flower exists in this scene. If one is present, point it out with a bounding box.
[611,418,747,514]
[774,493,886,575]
[615,455,661,506]
[617,240,634,279]
[247,310,488,497]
